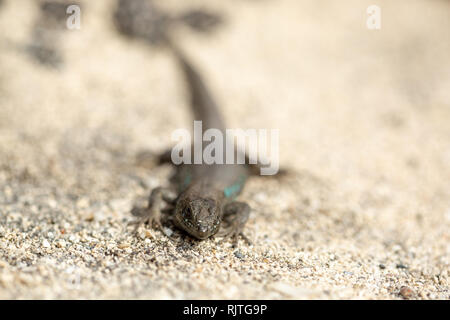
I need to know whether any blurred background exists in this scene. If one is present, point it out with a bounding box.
[0,0,448,299]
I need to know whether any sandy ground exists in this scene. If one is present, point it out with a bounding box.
[0,0,449,299]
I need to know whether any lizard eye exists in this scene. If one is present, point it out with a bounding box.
[183,207,193,219]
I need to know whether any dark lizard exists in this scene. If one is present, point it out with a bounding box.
[113,0,259,243]
[134,44,255,244]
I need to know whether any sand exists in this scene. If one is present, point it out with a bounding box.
[0,0,448,299]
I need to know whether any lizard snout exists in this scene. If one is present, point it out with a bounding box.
[194,221,214,239]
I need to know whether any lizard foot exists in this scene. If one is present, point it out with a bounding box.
[218,227,252,247]
[136,207,163,231]
[130,187,177,235]
[217,201,251,246]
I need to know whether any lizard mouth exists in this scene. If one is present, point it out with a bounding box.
[175,214,220,240]
[195,223,221,239]
[193,230,211,240]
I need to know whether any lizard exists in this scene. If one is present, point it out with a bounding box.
[133,43,256,244]
[113,0,262,243]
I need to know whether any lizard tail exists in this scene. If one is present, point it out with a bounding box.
[164,38,226,132]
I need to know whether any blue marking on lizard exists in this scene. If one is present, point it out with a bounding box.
[224,175,246,199]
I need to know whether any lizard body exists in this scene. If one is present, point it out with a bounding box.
[113,0,253,243]
[141,47,252,243]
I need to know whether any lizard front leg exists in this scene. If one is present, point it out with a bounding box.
[131,187,177,233]
[217,201,251,245]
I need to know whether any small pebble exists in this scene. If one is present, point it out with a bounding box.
[163,227,173,237]
[399,286,414,299]
[83,212,95,222]
[118,243,130,249]
[234,251,244,260]
[145,230,153,238]
[56,240,66,248]
[42,239,50,248]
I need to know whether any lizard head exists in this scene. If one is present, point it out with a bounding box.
[174,198,221,239]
